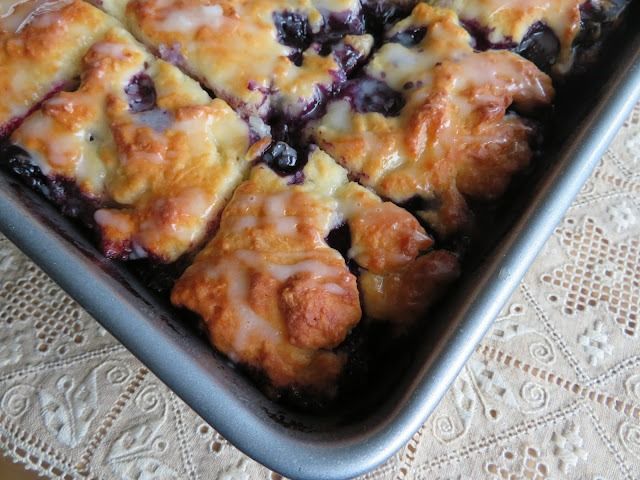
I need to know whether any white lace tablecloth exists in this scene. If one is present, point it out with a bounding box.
[1,104,639,480]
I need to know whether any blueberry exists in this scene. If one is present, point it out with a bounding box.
[326,10,365,36]
[1,143,49,192]
[363,1,413,40]
[125,73,157,113]
[460,20,516,51]
[315,10,366,44]
[389,26,427,47]
[342,77,405,117]
[273,11,312,50]
[288,50,305,66]
[574,0,624,48]
[332,43,364,74]
[263,141,300,175]
[515,22,560,72]
[326,223,351,259]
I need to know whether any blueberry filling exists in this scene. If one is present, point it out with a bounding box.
[288,170,305,185]
[460,20,516,51]
[315,10,366,45]
[461,19,560,72]
[1,143,94,220]
[125,73,157,113]
[332,43,366,74]
[273,9,370,69]
[575,0,625,49]
[262,141,301,175]
[389,26,427,47]
[326,10,366,36]
[341,77,405,117]
[268,116,291,145]
[326,222,359,274]
[363,1,414,41]
[326,222,352,260]
[273,11,312,52]
[1,144,42,189]
[580,0,627,25]
[158,43,186,68]
[515,22,560,72]
[288,50,305,67]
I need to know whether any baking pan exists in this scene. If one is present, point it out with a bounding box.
[1,10,640,480]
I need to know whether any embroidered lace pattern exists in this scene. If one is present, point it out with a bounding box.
[0,105,638,479]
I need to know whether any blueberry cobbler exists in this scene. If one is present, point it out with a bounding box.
[0,0,632,403]
[0,0,117,138]
[308,4,555,236]
[94,0,374,129]
[428,0,630,74]
[172,149,459,394]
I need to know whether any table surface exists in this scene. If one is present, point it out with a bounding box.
[0,454,44,480]
[0,104,639,480]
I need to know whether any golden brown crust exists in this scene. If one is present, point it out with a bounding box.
[309,5,554,236]
[348,202,433,274]
[171,149,459,391]
[11,27,251,262]
[171,159,362,393]
[360,249,461,325]
[280,271,360,349]
[334,179,460,325]
[120,0,371,117]
[0,0,115,134]
[428,0,583,72]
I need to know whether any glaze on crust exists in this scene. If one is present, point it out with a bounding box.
[337,181,460,326]
[97,0,373,123]
[9,27,253,262]
[171,151,361,394]
[428,0,625,74]
[0,0,629,403]
[0,0,116,138]
[309,4,554,236]
[171,148,459,394]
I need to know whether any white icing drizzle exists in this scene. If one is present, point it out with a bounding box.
[264,191,289,217]
[235,250,344,282]
[94,209,132,233]
[229,191,315,238]
[248,115,271,138]
[137,187,215,246]
[154,4,224,32]
[0,0,33,19]
[204,184,349,352]
[90,40,132,61]
[17,114,81,170]
[322,282,347,295]
[205,254,282,352]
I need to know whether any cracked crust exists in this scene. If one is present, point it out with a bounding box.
[0,0,116,137]
[171,155,362,394]
[428,0,584,72]
[309,4,554,236]
[172,148,460,393]
[101,0,373,119]
[10,27,251,262]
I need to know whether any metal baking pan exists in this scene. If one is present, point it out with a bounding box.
[1,9,640,480]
